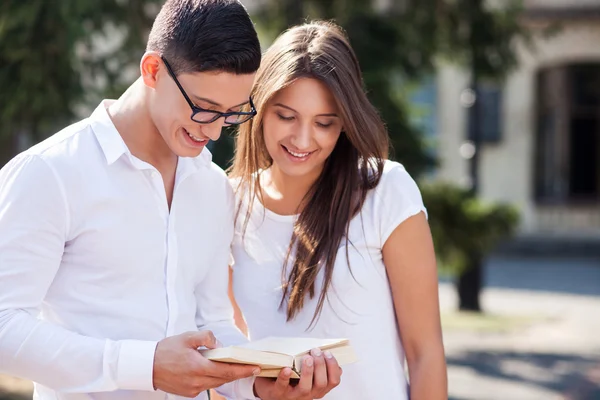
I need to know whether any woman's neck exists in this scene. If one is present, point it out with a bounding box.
[261,164,322,216]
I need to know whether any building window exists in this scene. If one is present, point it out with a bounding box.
[535,63,600,204]
[467,83,503,143]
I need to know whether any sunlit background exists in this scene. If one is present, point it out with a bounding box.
[1,0,599,399]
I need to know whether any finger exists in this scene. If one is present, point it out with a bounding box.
[186,330,217,349]
[294,355,314,397]
[323,350,342,388]
[273,367,293,393]
[202,360,260,381]
[310,348,328,392]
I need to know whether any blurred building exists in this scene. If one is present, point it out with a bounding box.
[436,0,600,241]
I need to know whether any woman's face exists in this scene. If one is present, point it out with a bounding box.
[262,77,343,179]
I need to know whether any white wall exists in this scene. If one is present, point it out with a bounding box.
[436,20,600,233]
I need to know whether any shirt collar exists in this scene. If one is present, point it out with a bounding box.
[89,100,130,166]
[177,148,212,179]
[89,99,213,170]
[194,145,213,168]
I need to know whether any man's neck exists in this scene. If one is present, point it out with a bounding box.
[107,78,178,175]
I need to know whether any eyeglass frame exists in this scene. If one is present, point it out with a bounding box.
[160,56,257,125]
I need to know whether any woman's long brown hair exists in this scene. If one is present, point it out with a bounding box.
[229,21,390,328]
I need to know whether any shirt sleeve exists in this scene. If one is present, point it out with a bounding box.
[0,154,157,392]
[194,178,258,400]
[374,162,427,248]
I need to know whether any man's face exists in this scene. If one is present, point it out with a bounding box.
[143,54,256,158]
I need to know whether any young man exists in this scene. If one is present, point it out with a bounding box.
[0,1,340,399]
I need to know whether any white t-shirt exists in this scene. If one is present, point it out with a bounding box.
[230,160,426,399]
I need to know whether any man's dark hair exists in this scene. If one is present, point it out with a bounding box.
[147,0,261,75]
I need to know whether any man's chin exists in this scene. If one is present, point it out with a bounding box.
[171,136,207,158]
[176,147,205,158]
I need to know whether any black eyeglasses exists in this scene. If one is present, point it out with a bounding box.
[161,56,256,125]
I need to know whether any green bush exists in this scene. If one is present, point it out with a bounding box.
[421,182,519,276]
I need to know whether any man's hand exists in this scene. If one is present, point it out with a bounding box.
[254,348,342,400]
[152,331,260,398]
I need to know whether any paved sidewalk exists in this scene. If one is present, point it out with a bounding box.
[441,257,600,400]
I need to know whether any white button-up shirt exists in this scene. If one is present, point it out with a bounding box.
[0,101,255,400]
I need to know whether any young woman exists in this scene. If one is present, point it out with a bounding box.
[228,21,447,399]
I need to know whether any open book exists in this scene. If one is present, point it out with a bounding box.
[199,337,357,378]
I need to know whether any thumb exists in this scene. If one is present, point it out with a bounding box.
[274,367,292,392]
[185,330,217,349]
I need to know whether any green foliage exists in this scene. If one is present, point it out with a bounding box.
[0,0,160,164]
[421,182,519,275]
[1,1,87,144]
[439,0,531,79]
[208,127,236,170]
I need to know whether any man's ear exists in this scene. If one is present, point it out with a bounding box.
[140,51,162,89]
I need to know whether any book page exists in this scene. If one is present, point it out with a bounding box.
[199,346,293,369]
[294,343,358,373]
[237,337,349,356]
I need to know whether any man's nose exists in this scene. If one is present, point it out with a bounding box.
[202,118,227,141]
